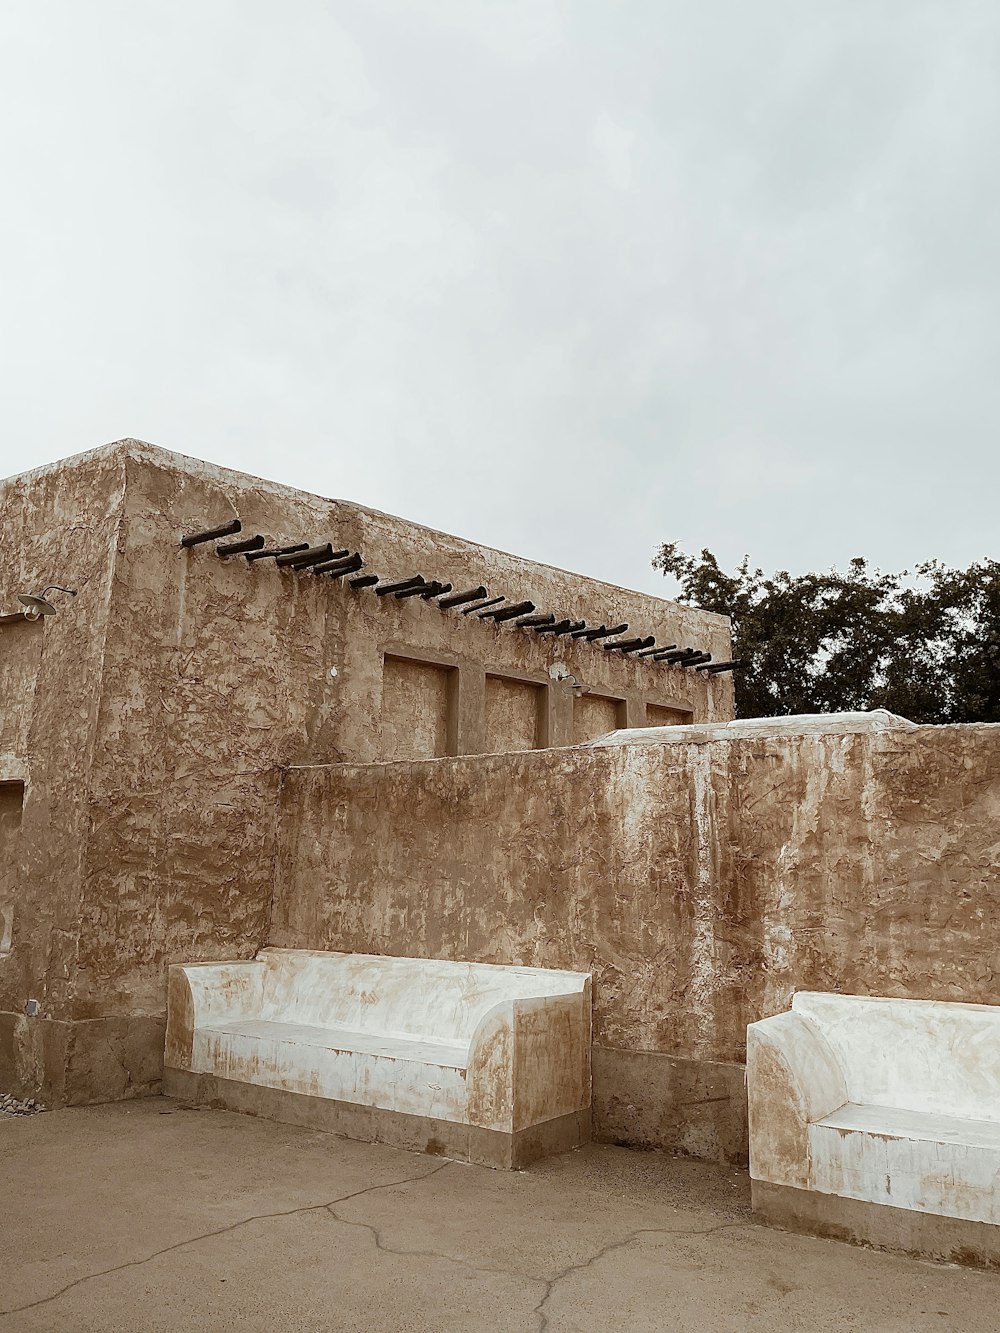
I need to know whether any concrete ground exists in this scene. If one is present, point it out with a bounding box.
[2,1099,999,1332]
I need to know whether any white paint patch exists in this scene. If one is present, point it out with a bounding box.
[585,710,918,749]
[689,746,716,1055]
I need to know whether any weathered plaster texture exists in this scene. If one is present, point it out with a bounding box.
[275,721,1000,1161]
[2,440,727,1107]
[164,948,591,1166]
[0,448,125,1101]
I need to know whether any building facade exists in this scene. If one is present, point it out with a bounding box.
[0,440,733,1108]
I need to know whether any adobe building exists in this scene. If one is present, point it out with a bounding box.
[0,440,732,1117]
[5,440,1000,1167]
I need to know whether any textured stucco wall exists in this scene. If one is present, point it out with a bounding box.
[274,722,1000,1161]
[2,439,731,1105]
[73,443,729,1019]
[0,448,126,1100]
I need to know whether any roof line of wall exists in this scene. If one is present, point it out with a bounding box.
[5,439,731,630]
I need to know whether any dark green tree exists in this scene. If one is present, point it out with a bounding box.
[653,544,1000,724]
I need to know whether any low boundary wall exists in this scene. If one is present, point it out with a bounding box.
[273,721,1000,1162]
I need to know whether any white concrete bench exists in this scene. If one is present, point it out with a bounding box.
[164,948,591,1168]
[748,992,1000,1264]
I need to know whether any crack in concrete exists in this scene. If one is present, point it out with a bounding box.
[532,1219,752,1332]
[324,1202,544,1293]
[0,1160,452,1319]
[5,1151,752,1332]
[322,1196,754,1330]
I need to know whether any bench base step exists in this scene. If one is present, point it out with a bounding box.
[163,1066,590,1170]
[752,1179,1000,1270]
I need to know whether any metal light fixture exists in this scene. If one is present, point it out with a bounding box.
[549,664,589,697]
[17,585,77,620]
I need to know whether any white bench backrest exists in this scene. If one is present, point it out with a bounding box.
[793,992,1000,1123]
[257,949,589,1045]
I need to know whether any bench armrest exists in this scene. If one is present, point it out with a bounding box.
[747,1011,847,1189]
[467,982,591,1133]
[165,960,266,1070]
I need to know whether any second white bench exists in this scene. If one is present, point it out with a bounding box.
[748,991,1000,1264]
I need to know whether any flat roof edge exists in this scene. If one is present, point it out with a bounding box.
[4,440,729,626]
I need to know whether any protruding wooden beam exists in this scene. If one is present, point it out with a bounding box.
[462,596,505,616]
[535,619,586,636]
[323,555,365,579]
[438,586,488,609]
[245,543,309,563]
[276,543,341,568]
[479,600,532,621]
[216,534,264,557]
[658,648,705,664]
[575,623,628,641]
[375,576,425,597]
[396,580,443,600]
[603,636,655,653]
[313,552,362,574]
[180,518,241,548]
[487,601,536,622]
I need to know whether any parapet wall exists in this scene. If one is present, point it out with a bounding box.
[274,716,1000,1162]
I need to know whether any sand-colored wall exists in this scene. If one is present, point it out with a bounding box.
[2,439,732,1105]
[73,444,729,1018]
[0,449,126,1099]
[273,722,1000,1161]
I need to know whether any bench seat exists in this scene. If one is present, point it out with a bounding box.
[164,948,592,1168]
[816,1102,1000,1152]
[197,1019,471,1122]
[206,1020,470,1070]
[811,1102,1000,1225]
[748,992,1000,1261]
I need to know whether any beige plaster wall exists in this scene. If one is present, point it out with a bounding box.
[484,674,544,754]
[381,655,454,761]
[2,439,731,1105]
[72,443,728,1019]
[0,448,126,1100]
[273,723,1000,1161]
[573,693,625,744]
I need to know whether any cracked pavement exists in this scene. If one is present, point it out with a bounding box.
[2,1099,999,1331]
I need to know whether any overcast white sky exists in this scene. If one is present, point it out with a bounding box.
[2,1,997,599]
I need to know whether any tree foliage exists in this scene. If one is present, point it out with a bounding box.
[653,544,1000,724]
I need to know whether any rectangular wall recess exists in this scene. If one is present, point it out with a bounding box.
[573,694,626,744]
[381,655,457,761]
[646,704,694,728]
[484,674,545,754]
[0,780,25,831]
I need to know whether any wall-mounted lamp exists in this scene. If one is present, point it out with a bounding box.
[17,585,77,620]
[549,664,589,697]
